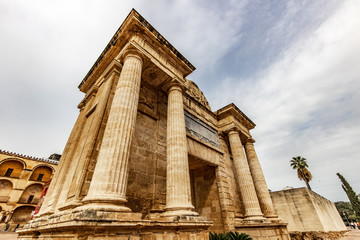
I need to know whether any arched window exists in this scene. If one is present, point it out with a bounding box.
[0,179,13,203]
[18,184,43,205]
[29,166,53,182]
[0,160,24,178]
[9,206,35,225]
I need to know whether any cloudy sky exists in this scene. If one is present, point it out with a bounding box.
[0,0,359,202]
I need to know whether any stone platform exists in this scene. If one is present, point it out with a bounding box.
[17,211,213,240]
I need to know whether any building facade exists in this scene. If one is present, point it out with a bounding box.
[0,150,59,231]
[19,9,290,240]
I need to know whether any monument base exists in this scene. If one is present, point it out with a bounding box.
[234,220,291,240]
[17,210,213,240]
[18,210,291,240]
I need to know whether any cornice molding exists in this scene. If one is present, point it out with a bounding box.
[215,103,256,130]
[78,8,195,92]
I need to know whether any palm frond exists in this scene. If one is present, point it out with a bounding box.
[227,231,252,240]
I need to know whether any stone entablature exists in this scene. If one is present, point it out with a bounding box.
[78,9,194,93]
[0,150,58,231]
[18,9,290,240]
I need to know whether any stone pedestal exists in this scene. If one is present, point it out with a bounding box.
[228,130,264,220]
[245,140,277,218]
[17,211,212,240]
[80,50,143,212]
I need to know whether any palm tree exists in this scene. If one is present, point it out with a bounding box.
[290,156,312,190]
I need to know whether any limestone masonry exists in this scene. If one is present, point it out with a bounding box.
[18,9,290,239]
[271,187,347,233]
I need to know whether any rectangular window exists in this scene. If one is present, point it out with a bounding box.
[5,168,14,177]
[36,174,44,181]
[27,195,34,204]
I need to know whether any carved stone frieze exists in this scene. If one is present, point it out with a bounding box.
[185,80,211,110]
[184,111,220,148]
[138,81,158,118]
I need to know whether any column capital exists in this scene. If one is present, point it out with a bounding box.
[228,129,239,136]
[226,127,241,137]
[245,138,256,144]
[121,47,145,65]
[163,77,186,93]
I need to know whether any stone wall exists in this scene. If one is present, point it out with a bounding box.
[126,87,168,216]
[309,191,347,232]
[191,164,224,232]
[270,188,347,232]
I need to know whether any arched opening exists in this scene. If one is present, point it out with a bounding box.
[9,206,35,225]
[18,184,43,205]
[29,165,53,182]
[0,179,13,203]
[0,160,24,178]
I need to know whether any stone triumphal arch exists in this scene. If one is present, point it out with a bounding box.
[19,9,290,240]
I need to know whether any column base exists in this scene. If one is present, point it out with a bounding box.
[244,215,266,221]
[80,193,131,212]
[74,203,131,213]
[265,214,279,219]
[162,204,199,217]
[162,209,199,217]
[82,193,128,204]
[79,193,131,212]
[58,200,82,211]
[38,208,55,217]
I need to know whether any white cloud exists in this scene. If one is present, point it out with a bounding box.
[0,0,248,157]
[218,0,360,201]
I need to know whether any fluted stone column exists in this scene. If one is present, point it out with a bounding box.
[163,83,198,216]
[228,130,264,220]
[80,49,143,212]
[245,140,277,218]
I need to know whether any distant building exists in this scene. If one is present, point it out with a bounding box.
[0,149,59,230]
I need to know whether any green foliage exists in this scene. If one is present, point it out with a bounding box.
[335,201,357,222]
[290,156,312,190]
[209,231,252,240]
[209,232,228,240]
[227,231,252,240]
[336,173,360,220]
